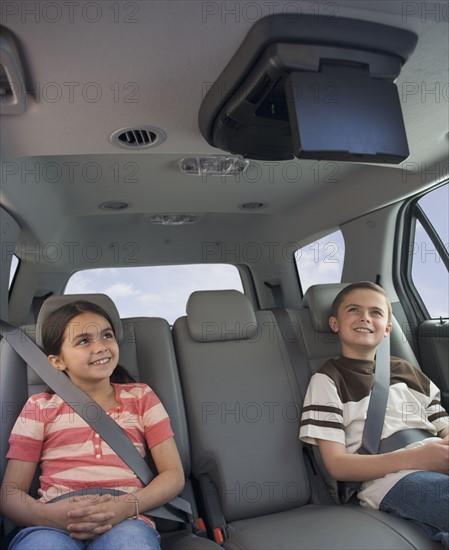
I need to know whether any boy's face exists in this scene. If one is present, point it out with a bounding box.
[329,288,392,360]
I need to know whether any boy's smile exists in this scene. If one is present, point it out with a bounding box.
[329,288,392,360]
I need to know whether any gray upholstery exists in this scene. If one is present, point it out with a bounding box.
[186,290,257,342]
[302,283,349,332]
[120,317,191,473]
[174,307,309,522]
[173,289,440,549]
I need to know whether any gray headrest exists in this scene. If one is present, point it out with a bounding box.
[186,290,257,342]
[36,294,123,347]
[302,283,349,332]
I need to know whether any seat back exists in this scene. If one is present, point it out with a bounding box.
[172,290,310,523]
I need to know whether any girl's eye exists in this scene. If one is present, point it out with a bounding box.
[78,337,89,345]
[103,332,115,340]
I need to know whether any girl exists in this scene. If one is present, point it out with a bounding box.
[0,300,185,549]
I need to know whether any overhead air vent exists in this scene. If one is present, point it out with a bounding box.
[110,126,166,149]
[0,26,27,115]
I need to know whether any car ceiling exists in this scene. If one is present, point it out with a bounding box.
[1,0,448,271]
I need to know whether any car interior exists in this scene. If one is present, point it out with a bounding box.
[1,1,448,549]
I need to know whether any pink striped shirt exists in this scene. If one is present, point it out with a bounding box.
[7,383,174,503]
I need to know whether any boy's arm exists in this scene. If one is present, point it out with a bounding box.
[318,438,449,481]
[438,426,449,439]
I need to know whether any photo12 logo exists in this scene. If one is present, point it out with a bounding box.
[1,2,140,24]
[2,81,140,106]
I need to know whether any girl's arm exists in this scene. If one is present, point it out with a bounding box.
[135,436,185,513]
[65,436,185,535]
[0,459,39,526]
[318,437,449,482]
[0,459,115,539]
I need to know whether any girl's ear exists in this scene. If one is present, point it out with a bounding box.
[329,316,339,333]
[48,355,66,371]
[385,322,393,336]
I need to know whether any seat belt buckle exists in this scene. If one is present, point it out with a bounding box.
[213,526,227,545]
[194,518,208,538]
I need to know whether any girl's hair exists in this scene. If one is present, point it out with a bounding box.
[330,281,392,322]
[42,300,134,384]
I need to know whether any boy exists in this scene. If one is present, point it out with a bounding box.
[299,282,449,547]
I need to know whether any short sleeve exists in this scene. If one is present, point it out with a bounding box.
[139,386,174,449]
[299,373,345,446]
[6,394,48,462]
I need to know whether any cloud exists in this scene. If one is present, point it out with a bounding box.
[104,283,139,299]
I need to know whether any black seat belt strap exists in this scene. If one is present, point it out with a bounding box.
[0,321,193,526]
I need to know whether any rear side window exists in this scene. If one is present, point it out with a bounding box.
[295,230,345,294]
[65,264,243,324]
[409,184,448,319]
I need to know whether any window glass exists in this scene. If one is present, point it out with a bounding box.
[295,230,345,294]
[410,184,449,318]
[9,255,19,289]
[65,264,243,325]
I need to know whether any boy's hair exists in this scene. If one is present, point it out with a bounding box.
[42,300,134,384]
[330,282,392,322]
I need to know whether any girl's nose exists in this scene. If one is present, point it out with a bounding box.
[93,338,107,352]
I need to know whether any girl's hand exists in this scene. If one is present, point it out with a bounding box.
[64,493,134,540]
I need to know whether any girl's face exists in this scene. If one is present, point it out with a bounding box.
[48,312,119,388]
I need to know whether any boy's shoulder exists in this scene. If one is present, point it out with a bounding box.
[389,356,431,393]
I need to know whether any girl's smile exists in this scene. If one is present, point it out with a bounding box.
[48,311,119,390]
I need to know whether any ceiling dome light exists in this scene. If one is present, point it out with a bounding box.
[179,156,249,176]
[149,214,197,225]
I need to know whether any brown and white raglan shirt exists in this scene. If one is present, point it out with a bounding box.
[299,356,449,509]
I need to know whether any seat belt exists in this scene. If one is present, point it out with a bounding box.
[357,334,391,455]
[0,321,195,528]
[357,335,433,455]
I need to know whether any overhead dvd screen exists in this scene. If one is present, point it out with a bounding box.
[285,65,409,164]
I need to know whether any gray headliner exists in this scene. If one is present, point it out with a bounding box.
[1,0,448,314]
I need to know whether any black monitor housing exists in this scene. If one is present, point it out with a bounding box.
[198,15,418,163]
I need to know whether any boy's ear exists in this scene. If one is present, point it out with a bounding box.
[329,316,339,333]
[384,322,393,336]
[48,355,66,371]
